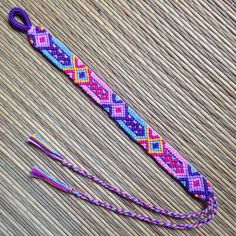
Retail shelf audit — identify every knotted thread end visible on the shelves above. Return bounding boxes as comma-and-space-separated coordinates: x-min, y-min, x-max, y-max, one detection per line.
28, 133, 63, 161
30, 166, 72, 193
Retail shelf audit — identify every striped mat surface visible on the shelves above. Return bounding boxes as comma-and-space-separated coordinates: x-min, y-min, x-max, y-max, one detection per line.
1, 1, 235, 236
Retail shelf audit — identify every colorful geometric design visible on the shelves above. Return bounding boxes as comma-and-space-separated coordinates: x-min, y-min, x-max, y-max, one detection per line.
111, 104, 128, 118
63, 55, 91, 84
123, 107, 147, 137
28, 26, 72, 68
115, 112, 147, 141
48, 36, 73, 66
179, 173, 209, 196
188, 165, 199, 176
137, 127, 164, 155
28, 26, 51, 50
158, 148, 185, 175
102, 94, 129, 120
81, 77, 111, 104
27, 24, 215, 201
35, 32, 50, 48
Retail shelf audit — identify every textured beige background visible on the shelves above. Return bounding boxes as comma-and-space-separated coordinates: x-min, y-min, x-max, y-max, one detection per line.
1, 1, 236, 235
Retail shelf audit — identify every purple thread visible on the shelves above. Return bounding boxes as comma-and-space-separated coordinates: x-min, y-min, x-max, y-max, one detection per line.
8, 7, 32, 32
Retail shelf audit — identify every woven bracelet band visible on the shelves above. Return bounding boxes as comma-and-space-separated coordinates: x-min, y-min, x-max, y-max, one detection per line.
8, 7, 218, 230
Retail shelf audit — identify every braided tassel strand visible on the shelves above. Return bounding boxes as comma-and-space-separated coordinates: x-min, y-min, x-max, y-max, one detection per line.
28, 134, 218, 229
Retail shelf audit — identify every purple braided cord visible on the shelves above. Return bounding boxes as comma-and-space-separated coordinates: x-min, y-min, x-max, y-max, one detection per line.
63, 160, 215, 220
71, 189, 218, 230
28, 134, 218, 229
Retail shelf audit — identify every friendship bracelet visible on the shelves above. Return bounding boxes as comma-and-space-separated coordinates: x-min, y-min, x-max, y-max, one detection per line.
9, 7, 218, 229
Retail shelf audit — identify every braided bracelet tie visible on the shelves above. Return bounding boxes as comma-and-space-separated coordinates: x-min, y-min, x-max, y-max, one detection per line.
9, 7, 218, 229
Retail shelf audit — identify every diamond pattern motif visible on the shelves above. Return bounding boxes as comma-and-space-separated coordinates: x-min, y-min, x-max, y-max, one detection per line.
137, 127, 164, 155
28, 26, 51, 50
179, 172, 209, 196
35, 32, 50, 48
102, 94, 128, 120
63, 55, 91, 84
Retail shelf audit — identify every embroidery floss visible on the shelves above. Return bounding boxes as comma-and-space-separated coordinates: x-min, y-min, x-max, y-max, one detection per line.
9, 7, 218, 229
